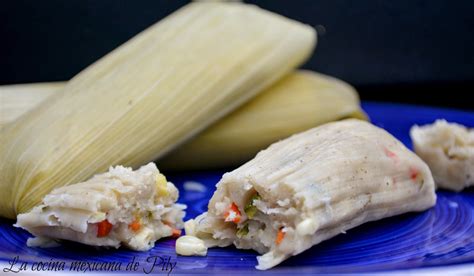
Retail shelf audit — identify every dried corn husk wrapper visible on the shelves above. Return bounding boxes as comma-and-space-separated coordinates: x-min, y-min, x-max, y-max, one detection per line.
1, 71, 367, 170
0, 2, 316, 218
161, 70, 367, 169
0, 82, 62, 129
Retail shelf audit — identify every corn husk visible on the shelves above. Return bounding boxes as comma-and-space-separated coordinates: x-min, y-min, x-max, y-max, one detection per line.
0, 82, 62, 129
160, 70, 367, 169
0, 71, 367, 171
0, 2, 316, 219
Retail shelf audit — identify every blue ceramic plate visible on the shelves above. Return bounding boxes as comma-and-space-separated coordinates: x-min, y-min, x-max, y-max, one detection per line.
1, 102, 473, 274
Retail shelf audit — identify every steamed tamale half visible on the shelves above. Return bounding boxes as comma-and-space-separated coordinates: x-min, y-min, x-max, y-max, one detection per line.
0, 71, 367, 171
160, 70, 367, 169
0, 2, 316, 219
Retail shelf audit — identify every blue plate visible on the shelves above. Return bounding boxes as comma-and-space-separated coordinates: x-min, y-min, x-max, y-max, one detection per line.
1, 102, 473, 274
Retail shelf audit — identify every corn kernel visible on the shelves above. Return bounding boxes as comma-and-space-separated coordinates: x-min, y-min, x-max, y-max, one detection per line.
176, 235, 207, 256
155, 174, 169, 197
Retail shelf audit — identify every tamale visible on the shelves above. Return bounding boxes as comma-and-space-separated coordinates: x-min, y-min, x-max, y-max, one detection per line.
191, 120, 436, 269
0, 2, 316, 218
161, 70, 368, 169
15, 163, 185, 250
0, 71, 367, 170
410, 120, 474, 191
0, 82, 62, 129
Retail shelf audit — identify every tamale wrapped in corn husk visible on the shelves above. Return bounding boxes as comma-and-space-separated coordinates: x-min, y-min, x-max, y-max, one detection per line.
161, 70, 368, 169
0, 71, 367, 170
0, 82, 62, 129
0, 2, 316, 219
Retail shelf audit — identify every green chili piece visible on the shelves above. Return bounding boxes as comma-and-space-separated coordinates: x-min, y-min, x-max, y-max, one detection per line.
244, 193, 261, 219
236, 223, 249, 238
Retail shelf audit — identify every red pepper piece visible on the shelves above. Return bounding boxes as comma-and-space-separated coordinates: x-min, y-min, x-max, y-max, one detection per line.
224, 202, 241, 223
97, 219, 113, 237
276, 228, 285, 245
129, 218, 141, 232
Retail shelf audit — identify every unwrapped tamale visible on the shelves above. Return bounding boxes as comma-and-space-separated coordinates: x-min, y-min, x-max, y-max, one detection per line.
15, 163, 185, 250
190, 120, 436, 269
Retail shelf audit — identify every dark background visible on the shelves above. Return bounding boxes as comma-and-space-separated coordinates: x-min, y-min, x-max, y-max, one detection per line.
1, 0, 473, 110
